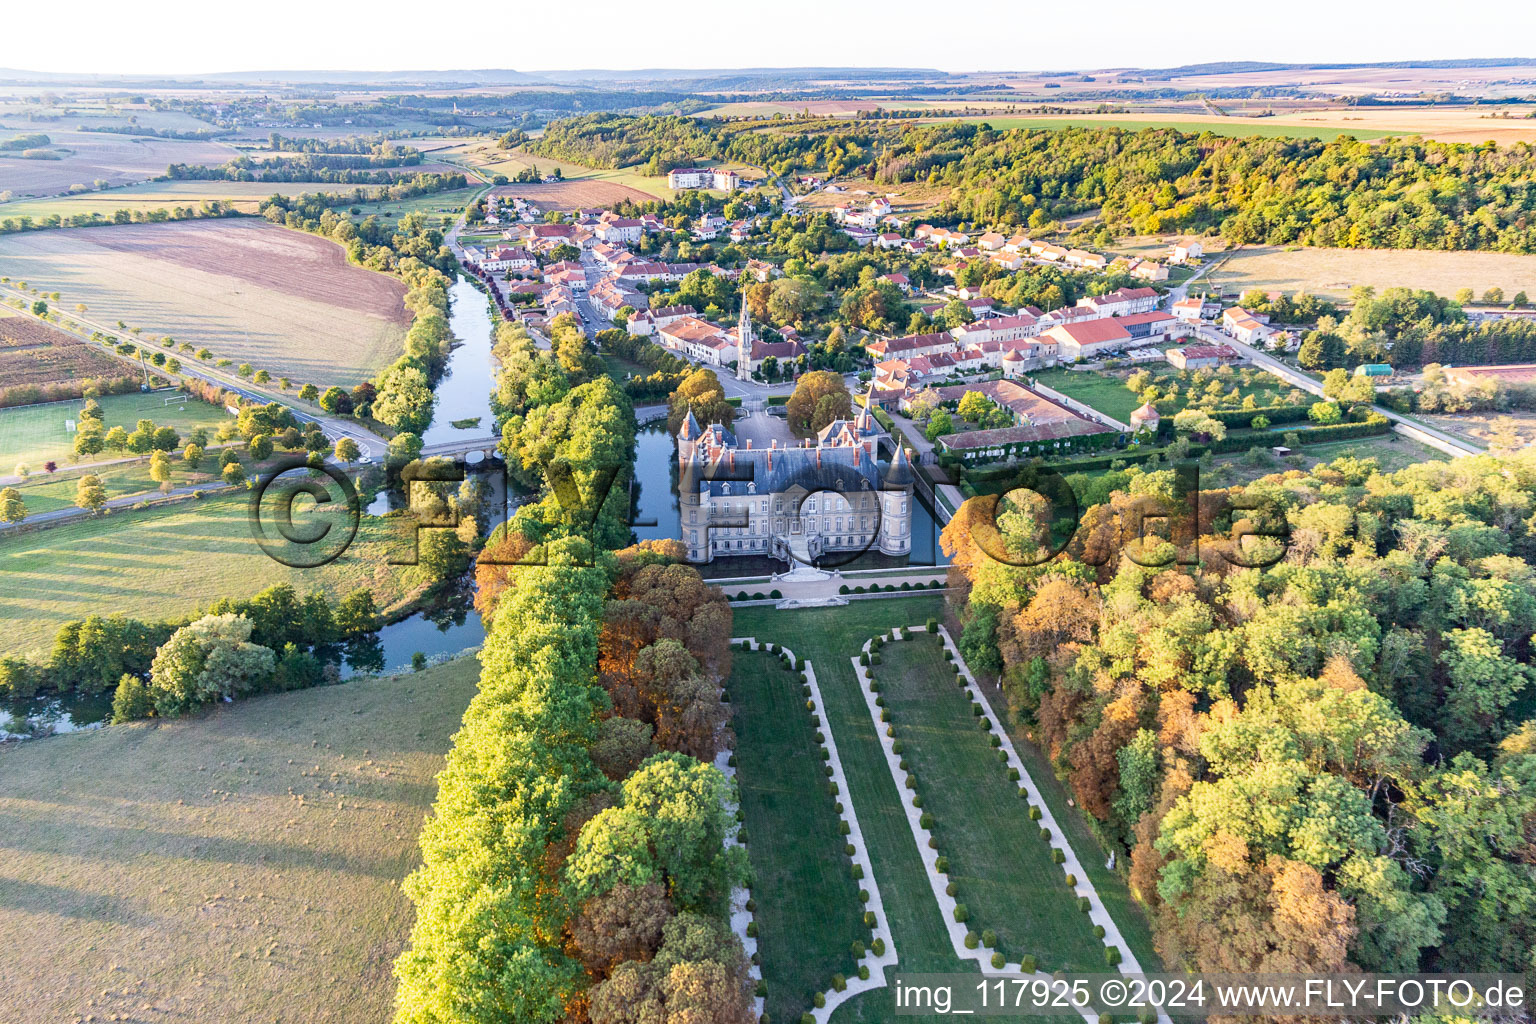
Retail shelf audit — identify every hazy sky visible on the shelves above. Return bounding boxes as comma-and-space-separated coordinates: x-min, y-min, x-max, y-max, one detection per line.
7, 0, 1536, 76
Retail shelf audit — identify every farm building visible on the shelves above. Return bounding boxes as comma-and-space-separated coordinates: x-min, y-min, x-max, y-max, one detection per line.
1129, 402, 1161, 432
1166, 344, 1239, 370
1354, 363, 1394, 377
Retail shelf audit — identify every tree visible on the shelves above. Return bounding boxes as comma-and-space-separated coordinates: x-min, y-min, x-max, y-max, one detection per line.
75, 474, 107, 513
103, 425, 129, 452
1308, 401, 1343, 425
1455, 287, 1475, 305
73, 426, 104, 458
110, 673, 154, 723
1297, 330, 1347, 370
334, 436, 360, 463
0, 486, 26, 524
147, 613, 275, 717
253, 369, 271, 384
666, 368, 734, 434
571, 881, 674, 975
248, 433, 274, 461
221, 461, 246, 487
149, 450, 173, 491
925, 408, 955, 441
319, 386, 352, 414
182, 443, 204, 471
1482, 287, 1504, 305
297, 383, 319, 402
785, 370, 850, 436
957, 390, 994, 424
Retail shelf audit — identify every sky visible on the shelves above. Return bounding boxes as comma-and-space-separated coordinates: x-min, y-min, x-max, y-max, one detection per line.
6, 0, 1536, 77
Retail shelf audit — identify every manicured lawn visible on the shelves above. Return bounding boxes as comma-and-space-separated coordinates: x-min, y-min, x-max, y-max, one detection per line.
877, 635, 1109, 972
0, 390, 232, 475
732, 600, 1077, 1024
729, 647, 865, 1022
1030, 366, 1291, 423
0, 656, 480, 1024
0, 492, 422, 658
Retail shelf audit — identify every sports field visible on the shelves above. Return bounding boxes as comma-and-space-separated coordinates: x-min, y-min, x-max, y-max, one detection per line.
0, 390, 231, 474
0, 220, 409, 386
0, 656, 480, 1024
0, 492, 421, 658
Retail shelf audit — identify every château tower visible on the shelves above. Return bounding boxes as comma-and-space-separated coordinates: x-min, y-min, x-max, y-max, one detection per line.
736, 298, 753, 380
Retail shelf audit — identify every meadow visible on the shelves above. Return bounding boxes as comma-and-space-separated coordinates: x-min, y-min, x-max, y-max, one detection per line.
443, 141, 673, 200
0, 389, 231, 474
1203, 244, 1536, 303
0, 220, 409, 387
0, 656, 480, 1024
0, 492, 422, 658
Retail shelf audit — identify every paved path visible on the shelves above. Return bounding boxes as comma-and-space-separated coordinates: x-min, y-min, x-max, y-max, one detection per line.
729, 637, 900, 1022
848, 624, 1172, 1024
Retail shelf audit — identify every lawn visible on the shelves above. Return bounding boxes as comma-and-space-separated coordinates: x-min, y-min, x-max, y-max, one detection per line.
729, 647, 865, 1022
0, 656, 480, 1024
0, 491, 423, 658
732, 599, 1079, 1024
0, 219, 410, 388
1031, 365, 1290, 424
0, 390, 232, 474
876, 634, 1110, 972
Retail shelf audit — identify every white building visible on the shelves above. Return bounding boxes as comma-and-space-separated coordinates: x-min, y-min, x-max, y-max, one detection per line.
667, 167, 741, 191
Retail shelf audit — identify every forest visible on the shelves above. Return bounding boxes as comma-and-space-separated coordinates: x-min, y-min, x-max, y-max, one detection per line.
940, 449, 1536, 978
531, 114, 1536, 252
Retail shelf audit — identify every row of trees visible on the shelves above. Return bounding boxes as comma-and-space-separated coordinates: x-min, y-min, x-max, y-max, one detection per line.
941, 447, 1536, 978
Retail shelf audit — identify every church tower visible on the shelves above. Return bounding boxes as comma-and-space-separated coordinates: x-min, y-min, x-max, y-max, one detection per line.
736, 297, 753, 381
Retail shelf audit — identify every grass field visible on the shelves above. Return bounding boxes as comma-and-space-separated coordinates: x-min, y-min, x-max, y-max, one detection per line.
729, 647, 865, 1022
443, 141, 673, 200
878, 634, 1109, 972
1030, 366, 1288, 423
0, 220, 409, 387
345, 186, 485, 226
0, 656, 480, 1024
0, 390, 231, 474
924, 115, 1395, 142
0, 180, 395, 222
0, 491, 422, 658
733, 599, 1090, 1024
1203, 244, 1536, 303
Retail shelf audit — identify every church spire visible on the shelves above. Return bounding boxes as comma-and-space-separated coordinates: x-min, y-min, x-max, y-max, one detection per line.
736, 296, 752, 381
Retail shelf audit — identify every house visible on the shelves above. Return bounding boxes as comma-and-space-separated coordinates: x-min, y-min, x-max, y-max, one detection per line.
657, 316, 736, 365
745, 258, 778, 283
591, 218, 641, 244
627, 304, 698, 336
729, 221, 753, 243
869, 196, 892, 217
1172, 297, 1206, 322
880, 273, 911, 293
842, 227, 876, 246
1166, 344, 1238, 370
1041, 319, 1133, 361
1168, 239, 1204, 264
875, 232, 904, 250
865, 331, 956, 362
1129, 402, 1161, 432
1035, 243, 1069, 263
1221, 306, 1273, 345
997, 339, 1059, 374
988, 252, 1025, 271
1065, 248, 1108, 270
589, 278, 646, 321
977, 231, 1007, 251
478, 245, 537, 273
544, 261, 587, 290
1128, 258, 1169, 282
950, 312, 1041, 346
1114, 310, 1180, 342
667, 167, 740, 191
528, 223, 578, 243
1076, 286, 1160, 318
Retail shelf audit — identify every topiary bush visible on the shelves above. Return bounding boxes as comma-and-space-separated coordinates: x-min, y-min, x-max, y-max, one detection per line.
845, 842, 856, 857
852, 863, 864, 879
927, 617, 939, 632
851, 940, 865, 959
802, 1014, 814, 1024
839, 584, 850, 594
1078, 896, 1091, 913
1007, 767, 1020, 781
813, 992, 826, 1009
771, 589, 782, 599
756, 979, 768, 997
859, 964, 870, 981
1065, 873, 1077, 887
832, 974, 846, 992
946, 881, 957, 896
1029, 806, 1042, 820
746, 921, 758, 937
989, 734, 1002, 747
1052, 849, 1066, 864
872, 938, 885, 956
859, 651, 869, 666
982, 929, 997, 948
839, 820, 850, 835
935, 856, 949, 873
1093, 924, 1106, 939
864, 910, 876, 928
892, 740, 905, 754
964, 931, 979, 949
953, 903, 969, 923
991, 952, 1005, 969
919, 812, 933, 828
1105, 946, 1121, 966
1021, 954, 1036, 971
859, 889, 869, 903
1040, 828, 1052, 841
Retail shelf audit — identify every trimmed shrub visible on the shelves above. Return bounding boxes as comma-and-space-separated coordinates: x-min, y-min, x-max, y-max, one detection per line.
839, 584, 850, 594
870, 653, 882, 665
919, 812, 933, 828
982, 929, 997, 948
813, 992, 826, 1009
863, 910, 877, 928
872, 938, 885, 956
1040, 828, 1052, 841
859, 651, 869, 666
911, 794, 923, 808
1007, 767, 1020, 781
859, 888, 870, 903
1052, 849, 1066, 864
827, 781, 839, 796
746, 897, 757, 912
771, 589, 782, 599
1078, 896, 1091, 913
1100, 1014, 1113, 1024
839, 820, 851, 835
845, 842, 857, 857
738, 829, 750, 844
1093, 924, 1106, 939
927, 617, 939, 632
756, 979, 768, 997
953, 903, 969, 923
964, 931, 979, 949
927, 836, 938, 849
1065, 873, 1077, 887
946, 881, 957, 897
1105, 946, 1122, 966
852, 863, 863, 880
832, 974, 846, 992
1028, 806, 1041, 820
989, 733, 1002, 747
803, 1015, 814, 1024
851, 940, 865, 959
728, 754, 737, 767
992, 952, 1006, 969
1020, 954, 1036, 972
935, 856, 950, 873
859, 964, 870, 981
904, 774, 917, 789
892, 740, 905, 754
746, 921, 758, 937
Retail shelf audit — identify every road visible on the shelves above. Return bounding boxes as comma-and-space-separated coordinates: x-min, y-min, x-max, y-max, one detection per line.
0, 284, 389, 459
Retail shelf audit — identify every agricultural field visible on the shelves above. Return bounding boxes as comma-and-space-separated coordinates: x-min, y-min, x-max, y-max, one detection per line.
0, 180, 393, 222
344, 186, 484, 225
1202, 244, 1536, 303
0, 492, 423, 659
729, 647, 866, 1023
925, 114, 1396, 142
0, 389, 231, 475
446, 141, 670, 200
0, 656, 480, 1024
1416, 410, 1536, 450
0, 220, 410, 386
0, 308, 128, 392
0, 128, 238, 198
